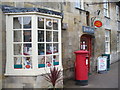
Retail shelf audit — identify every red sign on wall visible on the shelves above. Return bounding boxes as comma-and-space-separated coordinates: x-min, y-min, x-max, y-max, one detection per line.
94, 20, 102, 27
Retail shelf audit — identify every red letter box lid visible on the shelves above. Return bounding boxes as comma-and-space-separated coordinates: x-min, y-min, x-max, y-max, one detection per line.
74, 50, 88, 54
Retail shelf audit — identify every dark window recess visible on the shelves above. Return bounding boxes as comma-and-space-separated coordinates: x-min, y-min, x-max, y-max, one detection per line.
86, 12, 90, 26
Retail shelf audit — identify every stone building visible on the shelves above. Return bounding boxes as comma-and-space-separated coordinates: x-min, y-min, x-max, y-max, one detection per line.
0, 0, 120, 89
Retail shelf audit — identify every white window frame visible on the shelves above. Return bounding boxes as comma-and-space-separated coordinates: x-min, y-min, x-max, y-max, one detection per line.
105, 30, 111, 54
103, 0, 109, 17
75, 0, 84, 10
5, 13, 62, 76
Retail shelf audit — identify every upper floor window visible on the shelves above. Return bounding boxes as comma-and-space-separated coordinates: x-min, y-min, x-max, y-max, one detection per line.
5, 14, 62, 75
75, 0, 84, 10
116, 5, 120, 20
103, 0, 109, 17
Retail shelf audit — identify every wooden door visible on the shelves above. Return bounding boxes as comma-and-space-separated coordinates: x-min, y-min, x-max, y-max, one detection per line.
80, 34, 92, 72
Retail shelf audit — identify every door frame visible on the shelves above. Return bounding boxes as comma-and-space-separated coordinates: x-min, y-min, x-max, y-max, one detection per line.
80, 34, 94, 73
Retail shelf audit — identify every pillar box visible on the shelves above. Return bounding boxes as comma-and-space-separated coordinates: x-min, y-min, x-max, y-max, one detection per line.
74, 50, 89, 86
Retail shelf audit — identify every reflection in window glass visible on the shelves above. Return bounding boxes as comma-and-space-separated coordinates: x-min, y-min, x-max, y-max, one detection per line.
53, 20, 58, 30
38, 44, 44, 55
53, 32, 58, 42
23, 44, 32, 55
38, 31, 44, 42
23, 57, 32, 69
46, 31, 52, 42
14, 30, 22, 42
23, 17, 31, 29
46, 19, 52, 29
53, 43, 58, 54
46, 43, 52, 54
23, 30, 31, 42
14, 57, 22, 69
14, 44, 22, 55
38, 17, 44, 29
13, 17, 22, 29
38, 56, 45, 68
53, 55, 59, 66
46, 56, 52, 67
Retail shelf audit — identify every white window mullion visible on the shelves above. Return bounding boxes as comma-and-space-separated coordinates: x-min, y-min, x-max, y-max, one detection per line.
5, 16, 13, 75
44, 18, 47, 68
32, 15, 37, 71
21, 17, 24, 68
59, 19, 62, 66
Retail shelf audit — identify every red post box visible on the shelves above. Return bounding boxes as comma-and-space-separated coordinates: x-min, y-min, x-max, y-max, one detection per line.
74, 50, 89, 86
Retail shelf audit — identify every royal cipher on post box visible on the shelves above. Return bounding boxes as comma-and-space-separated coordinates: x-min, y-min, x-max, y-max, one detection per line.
74, 50, 89, 86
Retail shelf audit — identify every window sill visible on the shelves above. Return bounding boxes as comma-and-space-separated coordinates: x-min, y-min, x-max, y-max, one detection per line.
75, 7, 87, 12
5, 65, 63, 76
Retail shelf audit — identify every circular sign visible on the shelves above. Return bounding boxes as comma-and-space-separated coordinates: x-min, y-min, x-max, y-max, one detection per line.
94, 20, 102, 27
25, 65, 30, 69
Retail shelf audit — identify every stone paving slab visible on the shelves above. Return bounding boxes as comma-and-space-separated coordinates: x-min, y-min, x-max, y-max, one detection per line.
64, 61, 119, 88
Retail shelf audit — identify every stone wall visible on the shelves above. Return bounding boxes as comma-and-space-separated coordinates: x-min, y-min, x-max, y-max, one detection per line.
0, 1, 119, 88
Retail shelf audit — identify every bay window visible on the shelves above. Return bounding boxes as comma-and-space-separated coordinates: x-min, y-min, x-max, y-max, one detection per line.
5, 13, 62, 75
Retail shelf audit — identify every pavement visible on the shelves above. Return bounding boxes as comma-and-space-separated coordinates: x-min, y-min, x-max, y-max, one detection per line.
64, 61, 119, 88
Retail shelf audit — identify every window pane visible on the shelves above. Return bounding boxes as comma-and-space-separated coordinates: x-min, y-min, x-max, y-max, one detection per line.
46, 43, 52, 54
46, 31, 52, 42
53, 43, 59, 54
14, 44, 22, 55
38, 56, 45, 68
105, 37, 109, 41
14, 31, 22, 42
46, 56, 52, 67
13, 17, 22, 29
53, 32, 58, 42
38, 44, 44, 55
38, 31, 44, 42
46, 19, 52, 30
23, 17, 31, 29
105, 48, 108, 52
14, 57, 22, 69
23, 44, 32, 55
53, 20, 58, 30
38, 17, 44, 29
53, 55, 59, 66
23, 30, 32, 42
23, 57, 32, 69
105, 30, 109, 37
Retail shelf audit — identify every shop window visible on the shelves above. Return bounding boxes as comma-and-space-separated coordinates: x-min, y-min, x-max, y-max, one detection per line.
6, 14, 62, 75
105, 30, 111, 54
13, 16, 32, 69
